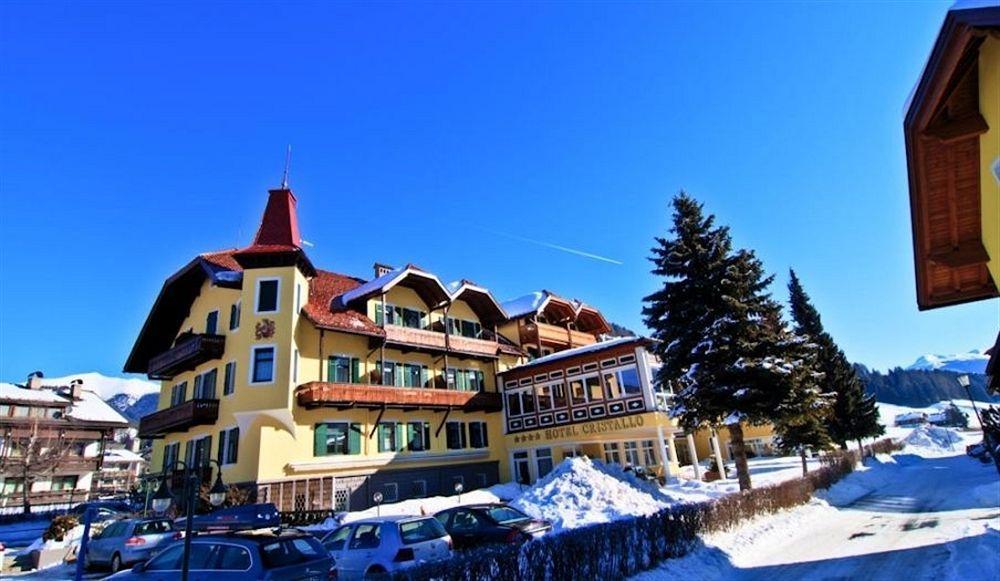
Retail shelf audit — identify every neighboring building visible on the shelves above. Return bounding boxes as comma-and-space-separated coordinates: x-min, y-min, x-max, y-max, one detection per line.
688, 424, 777, 466
904, 3, 1000, 391
92, 447, 146, 496
497, 337, 681, 483
0, 374, 130, 512
895, 412, 928, 428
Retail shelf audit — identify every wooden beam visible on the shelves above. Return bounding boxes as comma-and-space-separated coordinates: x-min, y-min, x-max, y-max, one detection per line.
923, 113, 989, 143
928, 241, 991, 268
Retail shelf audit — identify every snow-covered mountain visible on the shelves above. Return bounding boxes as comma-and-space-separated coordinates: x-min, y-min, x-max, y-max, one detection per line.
906, 350, 989, 374
43, 372, 159, 424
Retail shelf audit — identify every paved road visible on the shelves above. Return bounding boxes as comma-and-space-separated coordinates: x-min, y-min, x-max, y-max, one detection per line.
736, 454, 999, 581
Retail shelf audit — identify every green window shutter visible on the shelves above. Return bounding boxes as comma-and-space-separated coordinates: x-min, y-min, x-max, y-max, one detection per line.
378, 424, 388, 452
482, 422, 489, 448
326, 358, 335, 383
218, 431, 225, 460
349, 423, 361, 455
407, 422, 416, 451
421, 366, 429, 388
478, 371, 486, 392
375, 303, 383, 325
314, 423, 328, 456
395, 423, 405, 452
351, 359, 360, 383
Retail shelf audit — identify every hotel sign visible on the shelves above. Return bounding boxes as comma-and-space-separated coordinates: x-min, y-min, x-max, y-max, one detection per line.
510, 414, 647, 444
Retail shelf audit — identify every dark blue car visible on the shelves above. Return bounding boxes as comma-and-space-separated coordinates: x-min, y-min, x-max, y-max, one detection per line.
106, 529, 333, 580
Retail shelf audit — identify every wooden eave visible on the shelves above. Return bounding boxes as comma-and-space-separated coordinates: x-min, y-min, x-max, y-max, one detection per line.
904, 6, 1000, 310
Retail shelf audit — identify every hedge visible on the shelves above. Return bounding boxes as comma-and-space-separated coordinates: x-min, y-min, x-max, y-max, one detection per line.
402, 446, 869, 580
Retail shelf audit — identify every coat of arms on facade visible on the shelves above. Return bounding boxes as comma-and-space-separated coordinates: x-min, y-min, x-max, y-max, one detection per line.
255, 319, 276, 340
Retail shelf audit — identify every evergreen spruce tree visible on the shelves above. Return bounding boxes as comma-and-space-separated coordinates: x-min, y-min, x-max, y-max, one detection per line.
644, 193, 801, 490
787, 270, 884, 454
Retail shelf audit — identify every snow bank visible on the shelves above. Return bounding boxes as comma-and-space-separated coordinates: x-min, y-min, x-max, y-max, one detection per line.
902, 425, 963, 453
511, 457, 671, 532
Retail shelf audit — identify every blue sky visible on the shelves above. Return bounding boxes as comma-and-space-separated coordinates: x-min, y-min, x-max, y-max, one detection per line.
1, 1, 996, 381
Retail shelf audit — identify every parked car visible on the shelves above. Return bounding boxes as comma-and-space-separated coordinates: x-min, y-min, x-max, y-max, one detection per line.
69, 500, 133, 520
107, 529, 333, 580
433, 504, 551, 550
320, 515, 452, 579
85, 517, 178, 573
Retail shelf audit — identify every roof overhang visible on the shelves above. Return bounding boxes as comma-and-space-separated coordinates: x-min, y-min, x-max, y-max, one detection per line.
904, 4, 1000, 309
339, 266, 451, 310
449, 282, 508, 326
575, 305, 613, 335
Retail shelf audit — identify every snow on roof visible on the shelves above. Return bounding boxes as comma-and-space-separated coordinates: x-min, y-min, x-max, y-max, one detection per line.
501, 291, 547, 319
339, 265, 450, 305
103, 447, 145, 463
895, 411, 927, 422
508, 336, 646, 371
65, 390, 129, 425
0, 382, 68, 405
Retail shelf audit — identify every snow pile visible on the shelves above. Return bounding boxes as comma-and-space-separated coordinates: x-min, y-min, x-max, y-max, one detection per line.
511, 457, 671, 532
902, 425, 963, 452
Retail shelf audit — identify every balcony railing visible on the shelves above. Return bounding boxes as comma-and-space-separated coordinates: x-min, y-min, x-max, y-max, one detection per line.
137, 398, 220, 439
296, 382, 503, 413
520, 322, 597, 349
382, 325, 503, 358
148, 333, 226, 379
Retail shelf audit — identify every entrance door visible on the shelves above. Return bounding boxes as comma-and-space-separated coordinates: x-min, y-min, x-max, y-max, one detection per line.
512, 451, 531, 485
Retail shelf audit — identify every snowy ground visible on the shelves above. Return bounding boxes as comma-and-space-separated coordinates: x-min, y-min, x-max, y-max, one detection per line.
635, 429, 999, 581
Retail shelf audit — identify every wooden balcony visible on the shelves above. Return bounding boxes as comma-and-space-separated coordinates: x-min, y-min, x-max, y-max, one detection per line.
148, 333, 226, 379
383, 325, 502, 358
296, 382, 503, 413
520, 322, 597, 349
137, 398, 220, 439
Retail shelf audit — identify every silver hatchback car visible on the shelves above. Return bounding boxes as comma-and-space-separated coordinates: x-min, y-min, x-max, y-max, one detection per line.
321, 515, 452, 580
85, 517, 178, 573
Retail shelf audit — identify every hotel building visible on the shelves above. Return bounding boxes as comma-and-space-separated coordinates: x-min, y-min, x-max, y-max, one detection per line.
127, 185, 697, 512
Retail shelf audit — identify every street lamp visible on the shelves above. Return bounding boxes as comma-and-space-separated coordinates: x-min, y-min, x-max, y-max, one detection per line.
150, 458, 226, 581
957, 374, 983, 427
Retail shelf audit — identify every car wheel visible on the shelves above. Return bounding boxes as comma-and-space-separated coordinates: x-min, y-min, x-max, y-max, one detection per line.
364, 566, 389, 580
110, 552, 123, 573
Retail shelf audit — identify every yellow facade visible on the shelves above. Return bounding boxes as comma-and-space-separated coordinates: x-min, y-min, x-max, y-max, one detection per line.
979, 36, 1000, 287
689, 423, 777, 464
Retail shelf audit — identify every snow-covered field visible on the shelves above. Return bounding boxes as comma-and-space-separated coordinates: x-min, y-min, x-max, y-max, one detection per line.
636, 428, 999, 580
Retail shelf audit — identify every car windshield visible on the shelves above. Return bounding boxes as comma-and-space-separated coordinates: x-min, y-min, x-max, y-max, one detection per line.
486, 506, 531, 524
399, 518, 447, 544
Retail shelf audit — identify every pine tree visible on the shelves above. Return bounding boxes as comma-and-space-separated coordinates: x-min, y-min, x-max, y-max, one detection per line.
787, 270, 884, 454
644, 193, 797, 490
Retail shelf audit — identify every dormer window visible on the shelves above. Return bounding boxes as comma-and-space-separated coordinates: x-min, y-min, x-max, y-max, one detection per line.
256, 278, 280, 314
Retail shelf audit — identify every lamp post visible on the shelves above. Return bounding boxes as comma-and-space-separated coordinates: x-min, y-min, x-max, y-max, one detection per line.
957, 374, 983, 427
151, 458, 226, 581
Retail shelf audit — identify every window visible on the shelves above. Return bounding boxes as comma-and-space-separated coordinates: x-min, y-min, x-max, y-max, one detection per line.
223, 362, 236, 396
191, 436, 212, 468
382, 483, 399, 503
314, 422, 361, 456
521, 390, 536, 414
411, 480, 427, 498
1, 478, 24, 494
641, 440, 657, 467
403, 364, 427, 388
401, 308, 424, 329
256, 278, 280, 313
163, 442, 180, 471
585, 376, 603, 401
603, 443, 622, 465
322, 526, 352, 552
218, 427, 239, 465
407, 421, 431, 452
624, 441, 641, 466
399, 518, 447, 544
445, 422, 467, 450
469, 421, 489, 449
216, 545, 252, 571
551, 381, 567, 409
51, 475, 78, 491
378, 422, 402, 453
349, 524, 381, 550
194, 369, 217, 399
329, 356, 360, 383
535, 448, 553, 478
619, 367, 642, 396
535, 384, 552, 411
170, 382, 187, 406
512, 451, 531, 485
569, 378, 587, 405
379, 361, 398, 386
506, 392, 522, 416
205, 310, 219, 335
251, 346, 276, 383
229, 302, 241, 331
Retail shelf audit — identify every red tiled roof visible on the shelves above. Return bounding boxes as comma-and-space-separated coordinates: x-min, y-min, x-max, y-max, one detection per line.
200, 250, 242, 271
302, 270, 385, 337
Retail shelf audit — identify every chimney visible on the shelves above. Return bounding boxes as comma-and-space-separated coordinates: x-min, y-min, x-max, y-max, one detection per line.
70, 379, 84, 401
373, 262, 394, 278
26, 371, 44, 390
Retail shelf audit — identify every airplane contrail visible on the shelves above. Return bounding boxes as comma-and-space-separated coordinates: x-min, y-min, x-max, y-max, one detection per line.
481, 228, 623, 265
